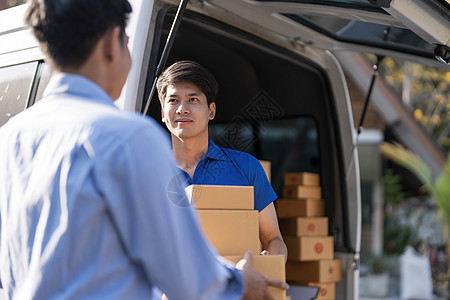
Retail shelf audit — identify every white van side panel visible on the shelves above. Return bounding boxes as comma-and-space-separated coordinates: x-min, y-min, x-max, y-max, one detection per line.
0, 4, 28, 32
116, 0, 156, 111
0, 4, 43, 68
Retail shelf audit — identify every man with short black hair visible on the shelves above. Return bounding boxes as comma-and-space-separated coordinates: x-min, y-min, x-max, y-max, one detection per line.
157, 60, 287, 259
0, 1, 287, 299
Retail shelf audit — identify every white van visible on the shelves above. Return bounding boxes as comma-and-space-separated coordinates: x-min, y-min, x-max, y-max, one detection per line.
1, 1, 448, 299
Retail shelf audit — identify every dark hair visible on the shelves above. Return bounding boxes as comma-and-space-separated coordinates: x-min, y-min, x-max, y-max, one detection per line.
25, 0, 132, 69
157, 60, 218, 106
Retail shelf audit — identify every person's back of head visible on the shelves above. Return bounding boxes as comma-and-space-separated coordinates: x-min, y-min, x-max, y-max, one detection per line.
25, 0, 132, 70
157, 60, 219, 106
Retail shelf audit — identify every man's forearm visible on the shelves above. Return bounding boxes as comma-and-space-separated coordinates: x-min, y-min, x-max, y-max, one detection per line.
266, 237, 288, 262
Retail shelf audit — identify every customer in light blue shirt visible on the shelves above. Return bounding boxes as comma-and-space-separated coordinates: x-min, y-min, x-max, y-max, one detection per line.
157, 61, 287, 260
0, 1, 287, 299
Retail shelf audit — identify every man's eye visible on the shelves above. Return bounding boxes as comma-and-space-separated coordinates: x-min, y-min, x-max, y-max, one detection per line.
168, 99, 177, 103
189, 98, 199, 102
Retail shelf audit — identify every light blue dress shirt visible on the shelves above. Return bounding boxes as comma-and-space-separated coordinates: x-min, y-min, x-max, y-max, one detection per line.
0, 74, 244, 300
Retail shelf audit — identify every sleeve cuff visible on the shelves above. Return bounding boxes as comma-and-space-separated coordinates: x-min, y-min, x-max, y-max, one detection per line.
217, 256, 245, 300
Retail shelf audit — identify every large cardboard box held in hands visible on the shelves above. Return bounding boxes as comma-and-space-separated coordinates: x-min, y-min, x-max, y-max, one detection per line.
259, 160, 271, 183
225, 255, 286, 300
276, 199, 325, 218
279, 217, 328, 236
282, 185, 322, 199
197, 210, 260, 256
284, 236, 334, 261
284, 172, 320, 186
185, 185, 254, 210
286, 259, 342, 282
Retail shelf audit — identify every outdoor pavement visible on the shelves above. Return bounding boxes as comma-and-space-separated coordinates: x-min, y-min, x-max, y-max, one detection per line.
359, 275, 448, 300
360, 297, 446, 300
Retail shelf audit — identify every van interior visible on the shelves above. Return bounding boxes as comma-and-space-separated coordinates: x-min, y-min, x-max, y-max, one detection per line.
145, 9, 353, 260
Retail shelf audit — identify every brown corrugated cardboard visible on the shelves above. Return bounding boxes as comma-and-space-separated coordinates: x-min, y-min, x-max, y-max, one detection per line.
284, 236, 334, 261
286, 259, 342, 282
259, 160, 271, 183
307, 282, 336, 300
225, 255, 286, 300
279, 217, 328, 236
224, 255, 285, 280
284, 172, 320, 186
197, 210, 260, 256
276, 199, 325, 218
185, 185, 253, 210
282, 185, 322, 199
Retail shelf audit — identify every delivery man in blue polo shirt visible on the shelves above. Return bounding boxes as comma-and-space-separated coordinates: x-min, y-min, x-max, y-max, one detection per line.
156, 60, 287, 259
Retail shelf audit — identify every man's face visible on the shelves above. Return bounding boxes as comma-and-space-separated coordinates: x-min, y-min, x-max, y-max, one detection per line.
161, 81, 216, 140
111, 32, 132, 100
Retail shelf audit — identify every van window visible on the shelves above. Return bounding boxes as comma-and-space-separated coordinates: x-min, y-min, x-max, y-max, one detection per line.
210, 117, 319, 196
0, 62, 38, 126
34, 63, 52, 103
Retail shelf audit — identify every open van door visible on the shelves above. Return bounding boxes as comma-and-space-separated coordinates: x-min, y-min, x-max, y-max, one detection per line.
378, 0, 450, 64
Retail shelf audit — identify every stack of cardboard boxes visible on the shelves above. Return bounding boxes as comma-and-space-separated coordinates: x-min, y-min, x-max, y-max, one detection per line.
277, 172, 342, 300
185, 183, 287, 300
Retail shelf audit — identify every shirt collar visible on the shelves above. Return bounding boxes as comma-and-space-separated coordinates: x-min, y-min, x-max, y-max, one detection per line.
42, 73, 117, 108
204, 139, 228, 161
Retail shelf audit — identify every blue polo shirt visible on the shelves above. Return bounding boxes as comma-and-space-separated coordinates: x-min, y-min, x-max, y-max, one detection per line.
178, 139, 277, 212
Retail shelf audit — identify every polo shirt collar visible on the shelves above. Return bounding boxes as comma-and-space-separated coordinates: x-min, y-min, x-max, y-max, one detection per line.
204, 139, 228, 161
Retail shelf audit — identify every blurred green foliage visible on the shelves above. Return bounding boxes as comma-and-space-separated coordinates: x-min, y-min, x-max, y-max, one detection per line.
380, 142, 450, 243
384, 214, 415, 255
369, 54, 449, 154
383, 169, 416, 255
383, 169, 407, 205
366, 254, 390, 274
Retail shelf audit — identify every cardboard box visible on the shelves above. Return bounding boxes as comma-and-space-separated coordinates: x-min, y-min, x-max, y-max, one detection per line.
259, 160, 271, 183
286, 283, 335, 299
197, 210, 260, 256
284, 236, 334, 261
282, 185, 321, 199
279, 217, 328, 236
185, 185, 253, 210
225, 255, 286, 300
286, 259, 342, 282
286, 296, 291, 300
307, 282, 336, 300
284, 172, 320, 186
276, 199, 325, 218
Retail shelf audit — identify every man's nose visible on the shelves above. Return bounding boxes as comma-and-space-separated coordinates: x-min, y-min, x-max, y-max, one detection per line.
176, 101, 190, 114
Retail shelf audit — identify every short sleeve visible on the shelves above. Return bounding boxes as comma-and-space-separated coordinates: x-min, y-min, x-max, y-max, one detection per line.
246, 155, 278, 212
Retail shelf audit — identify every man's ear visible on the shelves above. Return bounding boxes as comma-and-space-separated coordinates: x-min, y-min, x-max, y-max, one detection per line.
209, 102, 216, 120
103, 26, 121, 63
161, 108, 166, 123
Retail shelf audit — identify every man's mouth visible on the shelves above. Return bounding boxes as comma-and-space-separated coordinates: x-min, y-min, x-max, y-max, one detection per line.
176, 119, 192, 125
